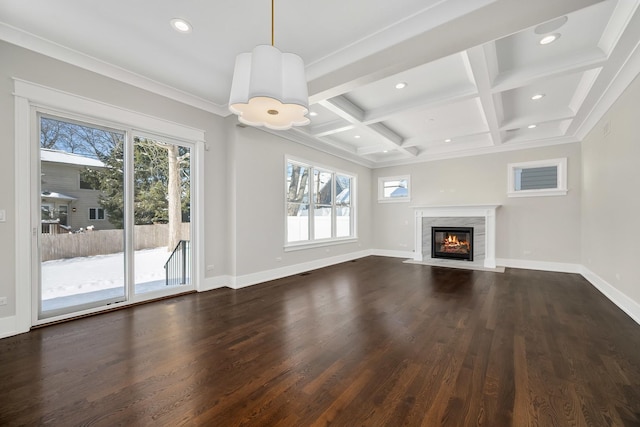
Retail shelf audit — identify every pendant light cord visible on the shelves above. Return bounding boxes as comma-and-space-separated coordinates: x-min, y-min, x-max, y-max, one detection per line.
271, 0, 275, 46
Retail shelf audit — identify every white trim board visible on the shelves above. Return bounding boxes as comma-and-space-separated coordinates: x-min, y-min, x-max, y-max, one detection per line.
231, 250, 373, 289
0, 316, 24, 340
371, 249, 414, 259
406, 259, 505, 272
581, 267, 640, 326
201, 275, 234, 292
496, 258, 582, 274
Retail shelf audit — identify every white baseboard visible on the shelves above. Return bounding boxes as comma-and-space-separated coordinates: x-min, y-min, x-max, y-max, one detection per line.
496, 258, 639, 326
371, 249, 414, 259
232, 250, 373, 289
200, 275, 233, 292
496, 258, 582, 274
581, 267, 640, 326
0, 315, 29, 340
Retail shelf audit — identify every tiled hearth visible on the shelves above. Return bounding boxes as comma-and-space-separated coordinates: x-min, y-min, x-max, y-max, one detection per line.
410, 205, 501, 270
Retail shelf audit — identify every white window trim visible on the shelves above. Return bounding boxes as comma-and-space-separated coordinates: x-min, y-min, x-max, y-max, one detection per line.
284, 156, 357, 249
88, 207, 106, 221
378, 175, 411, 203
507, 157, 567, 198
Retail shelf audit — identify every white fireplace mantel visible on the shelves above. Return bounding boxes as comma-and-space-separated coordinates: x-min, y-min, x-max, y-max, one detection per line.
412, 204, 501, 268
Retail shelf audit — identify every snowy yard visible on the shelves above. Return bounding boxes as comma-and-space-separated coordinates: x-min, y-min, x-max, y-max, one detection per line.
41, 247, 185, 311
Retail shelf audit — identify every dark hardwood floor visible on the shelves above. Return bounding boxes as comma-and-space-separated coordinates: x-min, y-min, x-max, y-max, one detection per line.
1, 256, 639, 426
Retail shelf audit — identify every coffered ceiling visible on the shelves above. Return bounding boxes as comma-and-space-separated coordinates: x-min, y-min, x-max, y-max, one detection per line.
1, 0, 638, 167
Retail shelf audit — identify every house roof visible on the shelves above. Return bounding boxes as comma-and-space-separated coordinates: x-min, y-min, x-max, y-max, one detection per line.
40, 149, 104, 168
41, 191, 77, 201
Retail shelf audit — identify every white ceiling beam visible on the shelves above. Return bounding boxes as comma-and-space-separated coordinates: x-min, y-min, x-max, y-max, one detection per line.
319, 97, 365, 123
491, 51, 607, 93
308, 120, 354, 137
308, 0, 604, 103
363, 87, 477, 125
368, 123, 404, 146
402, 131, 492, 148
570, 5, 640, 137
356, 145, 387, 156
319, 96, 417, 157
465, 45, 504, 145
500, 111, 576, 130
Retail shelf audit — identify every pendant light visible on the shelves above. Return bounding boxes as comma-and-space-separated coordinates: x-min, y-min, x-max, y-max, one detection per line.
228, 0, 310, 130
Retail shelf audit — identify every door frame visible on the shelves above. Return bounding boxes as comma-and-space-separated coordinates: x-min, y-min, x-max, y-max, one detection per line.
14, 79, 206, 330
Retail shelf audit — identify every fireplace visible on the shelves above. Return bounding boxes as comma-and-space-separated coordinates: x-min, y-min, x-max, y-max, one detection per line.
431, 227, 474, 261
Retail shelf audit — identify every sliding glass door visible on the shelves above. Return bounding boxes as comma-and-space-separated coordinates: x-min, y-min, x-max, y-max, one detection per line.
37, 114, 193, 320
132, 136, 191, 295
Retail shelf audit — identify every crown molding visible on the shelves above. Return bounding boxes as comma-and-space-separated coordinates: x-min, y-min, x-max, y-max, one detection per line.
0, 22, 229, 116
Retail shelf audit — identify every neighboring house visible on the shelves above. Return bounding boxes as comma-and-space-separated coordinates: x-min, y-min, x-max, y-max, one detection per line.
40, 148, 114, 232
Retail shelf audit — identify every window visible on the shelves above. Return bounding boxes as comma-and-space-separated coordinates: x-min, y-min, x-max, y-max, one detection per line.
378, 175, 410, 202
286, 159, 355, 246
79, 170, 98, 189
507, 158, 567, 197
89, 207, 105, 220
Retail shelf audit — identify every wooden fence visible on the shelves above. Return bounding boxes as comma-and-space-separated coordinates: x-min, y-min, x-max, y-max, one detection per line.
41, 223, 190, 261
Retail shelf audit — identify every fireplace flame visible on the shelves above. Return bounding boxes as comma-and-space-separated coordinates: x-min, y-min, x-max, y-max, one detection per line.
441, 233, 470, 253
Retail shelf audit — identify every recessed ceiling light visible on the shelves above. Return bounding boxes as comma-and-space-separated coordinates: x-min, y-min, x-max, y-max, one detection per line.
383, 150, 389, 153
395, 82, 408, 89
444, 139, 452, 143
528, 124, 537, 129
539, 33, 560, 45
354, 135, 361, 139
309, 111, 318, 117
531, 93, 545, 100
171, 18, 192, 33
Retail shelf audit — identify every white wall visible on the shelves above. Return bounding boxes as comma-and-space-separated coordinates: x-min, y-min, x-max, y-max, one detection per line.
581, 74, 640, 311
372, 143, 583, 264
0, 41, 229, 320
229, 125, 373, 281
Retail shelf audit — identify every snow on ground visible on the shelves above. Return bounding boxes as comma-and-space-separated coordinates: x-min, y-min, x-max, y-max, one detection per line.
41, 247, 169, 300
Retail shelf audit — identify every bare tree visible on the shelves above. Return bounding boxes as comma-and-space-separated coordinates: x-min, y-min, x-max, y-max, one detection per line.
165, 143, 190, 251
287, 165, 309, 215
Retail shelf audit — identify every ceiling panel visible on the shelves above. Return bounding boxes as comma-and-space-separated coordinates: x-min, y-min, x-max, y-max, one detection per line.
494, 0, 616, 74
385, 97, 489, 144
345, 52, 475, 112
500, 72, 585, 126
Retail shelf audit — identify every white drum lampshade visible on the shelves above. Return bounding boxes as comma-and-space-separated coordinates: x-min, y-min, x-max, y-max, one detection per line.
229, 44, 310, 130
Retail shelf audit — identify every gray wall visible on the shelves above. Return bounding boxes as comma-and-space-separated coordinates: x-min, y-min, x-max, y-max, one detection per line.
372, 143, 583, 263
0, 40, 229, 319
581, 74, 640, 308
229, 125, 373, 277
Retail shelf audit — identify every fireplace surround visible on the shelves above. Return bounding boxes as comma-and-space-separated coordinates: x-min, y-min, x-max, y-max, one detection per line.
412, 205, 500, 268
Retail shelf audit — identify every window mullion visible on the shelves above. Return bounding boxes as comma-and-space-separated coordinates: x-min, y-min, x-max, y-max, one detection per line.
331, 172, 336, 238
309, 167, 315, 242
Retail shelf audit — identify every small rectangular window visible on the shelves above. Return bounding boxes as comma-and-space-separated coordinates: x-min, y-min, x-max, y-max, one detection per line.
89, 207, 105, 220
378, 175, 410, 202
508, 158, 567, 197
